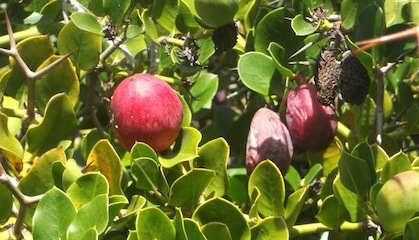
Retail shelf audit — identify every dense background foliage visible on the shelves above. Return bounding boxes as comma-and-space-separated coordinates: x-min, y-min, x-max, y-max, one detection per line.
1, 0, 419, 239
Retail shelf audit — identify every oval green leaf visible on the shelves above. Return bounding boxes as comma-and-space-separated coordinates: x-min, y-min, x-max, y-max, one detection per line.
136, 207, 176, 240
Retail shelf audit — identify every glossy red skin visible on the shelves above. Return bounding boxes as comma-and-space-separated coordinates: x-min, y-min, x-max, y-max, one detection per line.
286, 84, 337, 152
246, 108, 293, 175
110, 73, 183, 152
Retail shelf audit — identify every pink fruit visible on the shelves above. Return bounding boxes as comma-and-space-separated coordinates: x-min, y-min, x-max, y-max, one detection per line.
110, 73, 183, 152
246, 108, 293, 174
285, 84, 337, 152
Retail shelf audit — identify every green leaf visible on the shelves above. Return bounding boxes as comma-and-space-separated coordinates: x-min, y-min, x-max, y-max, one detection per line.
248, 160, 286, 217
168, 168, 215, 209
108, 195, 129, 224
190, 71, 218, 112
152, 0, 178, 31
202, 222, 232, 240
341, 0, 372, 29
194, 137, 229, 197
301, 163, 322, 186
35, 55, 79, 114
80, 129, 109, 160
19, 148, 66, 196
284, 166, 301, 191
405, 216, 419, 240
307, 141, 341, 177
284, 187, 308, 227
103, 0, 130, 25
267, 42, 293, 78
372, 144, 389, 170
159, 127, 202, 168
291, 14, 319, 36
33, 187, 77, 240
316, 195, 345, 229
338, 151, 371, 196
404, 1, 419, 24
66, 172, 109, 209
131, 157, 160, 191
67, 194, 109, 239
384, 24, 418, 62
184, 219, 207, 240
176, 1, 200, 34
62, 159, 83, 191
254, 7, 303, 57
173, 208, 187, 240
354, 97, 376, 142
193, 198, 251, 240
251, 216, 289, 240
136, 207, 176, 240
0, 183, 13, 223
333, 176, 367, 222
70, 12, 102, 35
356, 3, 385, 63
226, 168, 249, 206
6, 36, 54, 98
120, 195, 147, 221
85, 139, 123, 195
0, 111, 23, 174
130, 142, 158, 162
142, 9, 159, 43
57, 21, 102, 71
196, 38, 215, 65
237, 52, 277, 96
26, 93, 77, 155
380, 151, 412, 183
384, 0, 409, 26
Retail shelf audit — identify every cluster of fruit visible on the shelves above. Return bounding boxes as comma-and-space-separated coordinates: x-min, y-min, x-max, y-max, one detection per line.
246, 84, 337, 174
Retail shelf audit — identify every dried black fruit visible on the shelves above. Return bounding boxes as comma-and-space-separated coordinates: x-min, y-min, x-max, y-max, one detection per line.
212, 21, 238, 54
339, 53, 370, 105
314, 49, 341, 106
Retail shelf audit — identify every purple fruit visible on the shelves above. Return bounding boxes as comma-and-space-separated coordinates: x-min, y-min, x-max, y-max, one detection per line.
286, 84, 337, 152
246, 108, 293, 175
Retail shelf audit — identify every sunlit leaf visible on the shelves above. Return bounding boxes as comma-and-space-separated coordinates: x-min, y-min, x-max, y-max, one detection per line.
251, 216, 289, 240
136, 207, 176, 240
0, 111, 23, 173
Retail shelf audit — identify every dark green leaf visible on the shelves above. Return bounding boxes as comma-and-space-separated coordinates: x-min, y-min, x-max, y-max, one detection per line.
405, 216, 419, 240
0, 184, 13, 223
142, 9, 159, 43
333, 176, 367, 222
131, 157, 160, 191
190, 71, 218, 113
173, 208, 187, 240
284, 187, 308, 227
184, 219, 207, 240
108, 195, 129, 224
103, 0, 130, 25
152, 0, 179, 31
168, 168, 215, 209
338, 151, 371, 196
316, 195, 345, 229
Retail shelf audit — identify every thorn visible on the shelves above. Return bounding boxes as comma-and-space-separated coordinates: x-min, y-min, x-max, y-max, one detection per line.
31, 50, 76, 80
289, 35, 324, 59
4, 11, 16, 49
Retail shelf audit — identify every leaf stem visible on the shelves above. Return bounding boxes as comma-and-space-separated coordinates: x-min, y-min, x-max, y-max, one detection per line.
289, 221, 364, 238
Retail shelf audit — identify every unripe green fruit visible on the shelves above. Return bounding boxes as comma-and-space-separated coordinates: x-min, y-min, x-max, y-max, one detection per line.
194, 0, 239, 27
110, 73, 183, 152
376, 170, 419, 233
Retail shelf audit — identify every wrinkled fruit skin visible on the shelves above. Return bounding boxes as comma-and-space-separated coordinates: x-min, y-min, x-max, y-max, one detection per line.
246, 108, 293, 175
194, 0, 239, 27
314, 49, 341, 106
286, 84, 337, 152
376, 171, 419, 233
110, 73, 183, 152
339, 53, 370, 105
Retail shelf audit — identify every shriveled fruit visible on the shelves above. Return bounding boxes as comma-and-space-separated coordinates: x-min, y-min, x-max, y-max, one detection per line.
246, 108, 293, 175
110, 73, 183, 152
376, 170, 419, 233
286, 84, 337, 152
194, 0, 239, 27
339, 52, 370, 105
314, 48, 341, 106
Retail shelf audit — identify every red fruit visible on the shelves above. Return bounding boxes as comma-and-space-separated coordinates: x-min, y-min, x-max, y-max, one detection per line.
246, 108, 293, 175
285, 84, 337, 152
110, 73, 183, 152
